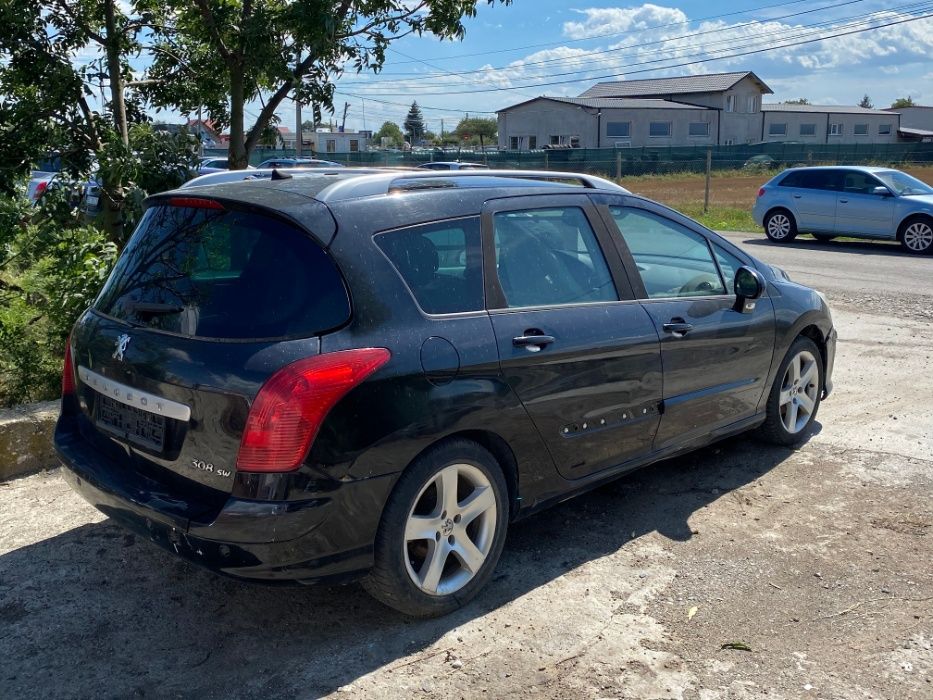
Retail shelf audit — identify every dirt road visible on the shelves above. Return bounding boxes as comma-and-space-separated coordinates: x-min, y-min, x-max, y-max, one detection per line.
2, 235, 931, 699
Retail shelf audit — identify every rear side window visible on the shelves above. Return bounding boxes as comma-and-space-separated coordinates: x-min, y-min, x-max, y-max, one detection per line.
376, 217, 484, 314
493, 207, 617, 308
95, 205, 349, 339
781, 170, 840, 191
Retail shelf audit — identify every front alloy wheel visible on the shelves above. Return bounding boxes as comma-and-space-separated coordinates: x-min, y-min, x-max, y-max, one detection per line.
364, 439, 508, 617
901, 218, 933, 254
758, 336, 823, 445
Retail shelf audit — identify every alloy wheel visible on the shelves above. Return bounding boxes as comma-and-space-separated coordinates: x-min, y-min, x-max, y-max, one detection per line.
903, 220, 933, 252
403, 463, 497, 596
779, 350, 819, 434
767, 213, 791, 239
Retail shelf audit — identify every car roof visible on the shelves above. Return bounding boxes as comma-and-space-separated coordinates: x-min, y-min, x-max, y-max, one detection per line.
178, 168, 629, 202
779, 165, 893, 174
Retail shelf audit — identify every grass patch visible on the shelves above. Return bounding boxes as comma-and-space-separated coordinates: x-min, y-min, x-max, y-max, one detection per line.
674, 205, 757, 232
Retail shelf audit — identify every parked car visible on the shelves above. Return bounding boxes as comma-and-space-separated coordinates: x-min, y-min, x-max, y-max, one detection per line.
256, 157, 344, 169
753, 166, 933, 254
195, 157, 255, 176
181, 165, 365, 189
418, 161, 489, 170
56, 168, 835, 617
743, 155, 778, 170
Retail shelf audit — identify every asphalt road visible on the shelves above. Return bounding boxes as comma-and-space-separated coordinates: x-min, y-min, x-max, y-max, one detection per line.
1, 233, 931, 699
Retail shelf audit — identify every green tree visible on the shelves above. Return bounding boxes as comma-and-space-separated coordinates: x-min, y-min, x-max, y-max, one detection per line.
404, 102, 426, 145
858, 94, 874, 109
891, 96, 916, 108
783, 98, 811, 105
373, 121, 404, 148
453, 117, 497, 149
143, 1, 510, 168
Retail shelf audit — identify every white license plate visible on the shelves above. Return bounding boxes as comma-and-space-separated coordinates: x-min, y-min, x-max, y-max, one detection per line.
86, 195, 99, 207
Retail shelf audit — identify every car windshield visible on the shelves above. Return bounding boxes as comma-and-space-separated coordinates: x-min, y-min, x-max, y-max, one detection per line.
873, 170, 933, 196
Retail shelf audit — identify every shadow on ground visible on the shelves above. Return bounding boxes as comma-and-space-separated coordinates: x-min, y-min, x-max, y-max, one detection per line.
738, 235, 909, 258
0, 431, 815, 699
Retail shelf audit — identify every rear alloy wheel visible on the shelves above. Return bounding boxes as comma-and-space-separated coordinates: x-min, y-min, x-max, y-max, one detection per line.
363, 439, 508, 617
900, 217, 933, 254
764, 210, 797, 243
758, 336, 823, 445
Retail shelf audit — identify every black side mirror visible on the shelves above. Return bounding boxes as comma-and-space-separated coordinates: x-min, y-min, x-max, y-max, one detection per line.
733, 266, 765, 313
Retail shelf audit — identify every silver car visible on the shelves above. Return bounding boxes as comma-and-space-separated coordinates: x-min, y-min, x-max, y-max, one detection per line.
752, 166, 933, 254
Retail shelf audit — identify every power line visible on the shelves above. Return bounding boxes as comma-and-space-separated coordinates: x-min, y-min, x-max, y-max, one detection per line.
339, 7, 933, 97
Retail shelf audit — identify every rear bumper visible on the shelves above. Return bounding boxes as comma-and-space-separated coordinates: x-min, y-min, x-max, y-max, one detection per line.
55, 420, 396, 584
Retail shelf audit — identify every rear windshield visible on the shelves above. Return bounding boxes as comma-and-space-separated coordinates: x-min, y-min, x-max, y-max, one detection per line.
95, 204, 349, 339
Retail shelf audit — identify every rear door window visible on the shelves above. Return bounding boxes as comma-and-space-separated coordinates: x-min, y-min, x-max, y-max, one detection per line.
375, 217, 484, 314
95, 204, 349, 339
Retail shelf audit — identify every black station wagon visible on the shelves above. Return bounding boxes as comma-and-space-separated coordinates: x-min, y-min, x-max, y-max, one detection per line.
56, 169, 836, 617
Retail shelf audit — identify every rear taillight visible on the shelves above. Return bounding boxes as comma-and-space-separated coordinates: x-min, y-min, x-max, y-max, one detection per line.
236, 348, 391, 473
166, 196, 224, 210
62, 340, 76, 397
757, 187, 766, 197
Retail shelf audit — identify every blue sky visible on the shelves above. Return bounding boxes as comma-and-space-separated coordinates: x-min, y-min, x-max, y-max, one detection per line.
315, 0, 933, 134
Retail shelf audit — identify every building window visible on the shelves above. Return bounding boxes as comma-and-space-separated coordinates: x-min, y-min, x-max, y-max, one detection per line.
725, 95, 735, 112
853, 124, 869, 136
606, 121, 631, 138
510, 136, 519, 150
326, 139, 336, 152
879, 124, 892, 135
829, 123, 843, 136
349, 139, 359, 152
528, 135, 537, 149
649, 122, 672, 137
768, 123, 787, 136
549, 135, 562, 146
746, 96, 757, 113
723, 138, 735, 146
688, 122, 710, 137
799, 123, 816, 136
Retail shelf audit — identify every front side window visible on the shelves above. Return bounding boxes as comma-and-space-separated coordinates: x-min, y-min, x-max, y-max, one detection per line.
607, 207, 726, 299
607, 121, 631, 138
768, 123, 787, 136
841, 171, 884, 194
689, 122, 710, 137
649, 122, 672, 137
493, 207, 617, 308
800, 123, 816, 136
712, 244, 746, 293
376, 218, 484, 315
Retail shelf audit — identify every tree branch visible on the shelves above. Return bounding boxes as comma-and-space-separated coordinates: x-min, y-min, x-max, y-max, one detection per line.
192, 0, 232, 61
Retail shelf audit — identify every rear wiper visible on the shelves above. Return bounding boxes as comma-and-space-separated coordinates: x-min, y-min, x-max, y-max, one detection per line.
126, 301, 184, 315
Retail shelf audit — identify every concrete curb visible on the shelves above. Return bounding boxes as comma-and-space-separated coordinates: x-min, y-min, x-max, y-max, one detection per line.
0, 400, 60, 481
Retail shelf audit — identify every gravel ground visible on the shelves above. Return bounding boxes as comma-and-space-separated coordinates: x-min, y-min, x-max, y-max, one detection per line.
1, 235, 931, 700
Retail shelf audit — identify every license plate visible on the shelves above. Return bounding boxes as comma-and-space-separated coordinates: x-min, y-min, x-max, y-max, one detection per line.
96, 393, 166, 451
86, 195, 99, 208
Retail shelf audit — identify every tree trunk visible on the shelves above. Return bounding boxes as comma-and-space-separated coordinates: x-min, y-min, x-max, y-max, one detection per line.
228, 66, 249, 169
100, 0, 127, 246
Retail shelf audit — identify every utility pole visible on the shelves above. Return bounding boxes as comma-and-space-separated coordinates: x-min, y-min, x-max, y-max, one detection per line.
441, 119, 444, 138
295, 96, 302, 158
340, 102, 350, 133
361, 98, 366, 131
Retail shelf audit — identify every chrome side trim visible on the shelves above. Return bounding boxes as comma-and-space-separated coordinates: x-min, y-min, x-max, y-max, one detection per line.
78, 366, 191, 421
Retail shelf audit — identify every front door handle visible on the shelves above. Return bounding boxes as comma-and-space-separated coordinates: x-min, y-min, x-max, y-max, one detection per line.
793, 194, 802, 199
662, 320, 694, 336
839, 198, 848, 203
513, 333, 555, 351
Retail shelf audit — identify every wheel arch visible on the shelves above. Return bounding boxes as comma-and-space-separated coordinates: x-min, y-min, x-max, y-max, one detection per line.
798, 324, 828, 386
764, 205, 796, 223
896, 212, 933, 241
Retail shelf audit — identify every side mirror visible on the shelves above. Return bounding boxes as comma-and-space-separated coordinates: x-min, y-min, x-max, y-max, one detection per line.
872, 186, 892, 197
733, 266, 765, 313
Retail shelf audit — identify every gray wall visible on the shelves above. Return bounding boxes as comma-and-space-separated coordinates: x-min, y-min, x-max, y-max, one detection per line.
497, 100, 716, 149
761, 111, 899, 144
892, 107, 933, 130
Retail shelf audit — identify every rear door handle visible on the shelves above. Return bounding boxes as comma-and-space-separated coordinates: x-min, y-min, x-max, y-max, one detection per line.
662, 320, 694, 336
513, 334, 555, 350
839, 198, 848, 203
793, 194, 801, 199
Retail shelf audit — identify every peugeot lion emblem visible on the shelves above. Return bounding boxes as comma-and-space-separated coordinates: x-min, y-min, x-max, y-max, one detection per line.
113, 333, 131, 361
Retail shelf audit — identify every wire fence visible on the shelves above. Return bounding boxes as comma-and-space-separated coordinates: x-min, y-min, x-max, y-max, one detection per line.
205, 142, 933, 177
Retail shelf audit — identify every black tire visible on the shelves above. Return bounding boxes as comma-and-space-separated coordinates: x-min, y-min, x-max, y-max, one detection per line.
764, 209, 798, 243
758, 336, 823, 446
812, 234, 836, 242
898, 215, 933, 255
362, 439, 509, 617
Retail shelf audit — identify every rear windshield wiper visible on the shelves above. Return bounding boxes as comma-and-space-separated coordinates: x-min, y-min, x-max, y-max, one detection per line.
126, 301, 184, 315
